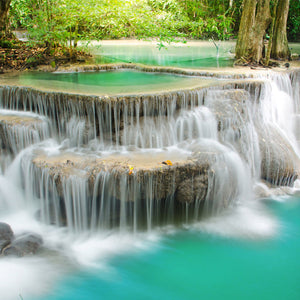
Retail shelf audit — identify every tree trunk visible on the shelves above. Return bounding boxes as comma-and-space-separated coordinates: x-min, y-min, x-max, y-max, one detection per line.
236, 0, 271, 64
265, 0, 278, 66
0, 0, 12, 38
271, 0, 290, 59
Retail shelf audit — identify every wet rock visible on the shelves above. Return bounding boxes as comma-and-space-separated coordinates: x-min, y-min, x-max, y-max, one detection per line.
175, 174, 208, 203
3, 233, 43, 257
23, 150, 216, 228
0, 222, 14, 253
205, 89, 250, 134
0, 123, 7, 151
0, 112, 51, 154
35, 202, 67, 227
259, 125, 300, 186
205, 89, 258, 168
30, 150, 210, 204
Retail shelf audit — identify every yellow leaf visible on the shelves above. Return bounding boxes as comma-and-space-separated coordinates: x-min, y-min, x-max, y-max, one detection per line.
162, 160, 172, 166
129, 166, 134, 175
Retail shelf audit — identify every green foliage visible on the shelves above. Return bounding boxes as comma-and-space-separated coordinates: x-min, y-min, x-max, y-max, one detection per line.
9, 0, 240, 46
146, 0, 236, 40
287, 0, 300, 42
10, 0, 33, 29
0, 40, 14, 48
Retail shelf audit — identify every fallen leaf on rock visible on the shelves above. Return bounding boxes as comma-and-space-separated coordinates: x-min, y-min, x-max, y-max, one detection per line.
162, 160, 172, 166
129, 166, 134, 175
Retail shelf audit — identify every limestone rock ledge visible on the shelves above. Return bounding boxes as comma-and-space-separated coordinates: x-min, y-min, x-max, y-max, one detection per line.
26, 142, 255, 229
31, 149, 211, 205
0, 111, 51, 154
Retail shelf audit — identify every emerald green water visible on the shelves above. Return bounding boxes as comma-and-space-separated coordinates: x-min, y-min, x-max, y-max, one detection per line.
31, 196, 300, 300
1, 70, 207, 95
90, 41, 235, 68
96, 53, 233, 68
89, 41, 300, 68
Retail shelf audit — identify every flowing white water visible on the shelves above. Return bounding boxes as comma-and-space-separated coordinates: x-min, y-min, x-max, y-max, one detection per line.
0, 69, 299, 299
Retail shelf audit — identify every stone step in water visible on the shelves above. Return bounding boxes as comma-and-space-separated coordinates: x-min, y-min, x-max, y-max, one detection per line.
23, 141, 246, 231
0, 77, 266, 149
0, 110, 51, 155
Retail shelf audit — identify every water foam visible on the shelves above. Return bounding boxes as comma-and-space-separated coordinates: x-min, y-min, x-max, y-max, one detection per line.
193, 200, 279, 239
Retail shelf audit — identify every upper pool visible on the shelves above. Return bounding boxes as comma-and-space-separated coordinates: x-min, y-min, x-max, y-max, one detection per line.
87, 40, 236, 68
0, 69, 213, 95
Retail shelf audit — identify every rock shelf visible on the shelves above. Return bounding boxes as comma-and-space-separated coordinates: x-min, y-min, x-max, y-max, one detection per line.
31, 149, 211, 204
0, 111, 51, 154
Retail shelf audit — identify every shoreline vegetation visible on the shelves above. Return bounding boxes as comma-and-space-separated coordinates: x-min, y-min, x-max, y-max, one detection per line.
0, 35, 91, 73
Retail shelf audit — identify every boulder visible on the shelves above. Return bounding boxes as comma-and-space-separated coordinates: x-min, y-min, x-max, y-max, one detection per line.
259, 125, 300, 186
3, 233, 43, 257
0, 222, 14, 253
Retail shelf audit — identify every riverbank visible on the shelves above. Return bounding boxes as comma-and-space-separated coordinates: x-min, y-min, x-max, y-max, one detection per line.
0, 38, 90, 73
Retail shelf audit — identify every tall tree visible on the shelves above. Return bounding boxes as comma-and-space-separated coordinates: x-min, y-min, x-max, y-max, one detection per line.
235, 0, 272, 63
0, 0, 12, 38
265, 0, 278, 66
271, 0, 290, 59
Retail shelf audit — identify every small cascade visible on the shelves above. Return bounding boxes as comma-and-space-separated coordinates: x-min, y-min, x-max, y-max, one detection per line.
0, 68, 299, 234
289, 70, 300, 147
0, 109, 52, 170
121, 106, 218, 148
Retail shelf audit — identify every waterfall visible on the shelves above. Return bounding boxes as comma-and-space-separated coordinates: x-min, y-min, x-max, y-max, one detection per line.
0, 69, 299, 234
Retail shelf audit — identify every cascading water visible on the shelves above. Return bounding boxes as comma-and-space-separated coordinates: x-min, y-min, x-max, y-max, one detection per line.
0, 71, 299, 232
0, 68, 299, 300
